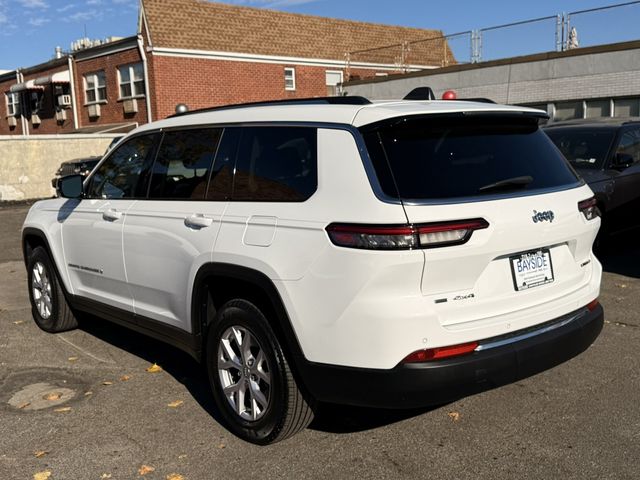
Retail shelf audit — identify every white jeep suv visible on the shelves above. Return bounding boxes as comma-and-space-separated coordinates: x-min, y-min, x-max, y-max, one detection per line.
22, 95, 604, 444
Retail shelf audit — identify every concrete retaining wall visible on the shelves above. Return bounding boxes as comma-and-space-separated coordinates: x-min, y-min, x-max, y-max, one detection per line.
0, 135, 118, 201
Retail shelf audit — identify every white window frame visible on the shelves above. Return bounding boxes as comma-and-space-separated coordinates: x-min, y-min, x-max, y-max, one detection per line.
6, 92, 19, 116
284, 67, 296, 91
84, 71, 107, 105
118, 63, 145, 100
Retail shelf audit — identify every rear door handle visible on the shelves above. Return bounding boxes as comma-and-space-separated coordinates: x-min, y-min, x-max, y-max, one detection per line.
102, 208, 122, 221
185, 214, 213, 229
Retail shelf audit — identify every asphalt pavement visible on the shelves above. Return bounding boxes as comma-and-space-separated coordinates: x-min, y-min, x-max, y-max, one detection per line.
1, 203, 638, 480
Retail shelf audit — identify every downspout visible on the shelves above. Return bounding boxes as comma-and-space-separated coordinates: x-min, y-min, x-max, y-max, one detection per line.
137, 34, 153, 123
16, 69, 29, 136
67, 55, 79, 130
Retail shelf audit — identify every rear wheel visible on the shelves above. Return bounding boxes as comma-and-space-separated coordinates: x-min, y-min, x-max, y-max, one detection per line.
27, 246, 78, 332
206, 299, 314, 444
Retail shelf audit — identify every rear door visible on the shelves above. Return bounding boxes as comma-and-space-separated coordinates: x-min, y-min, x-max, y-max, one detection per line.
361, 114, 598, 329
122, 127, 230, 330
605, 126, 640, 231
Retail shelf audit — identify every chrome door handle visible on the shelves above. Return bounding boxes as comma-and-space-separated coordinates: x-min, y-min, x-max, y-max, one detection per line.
102, 209, 122, 221
184, 214, 213, 229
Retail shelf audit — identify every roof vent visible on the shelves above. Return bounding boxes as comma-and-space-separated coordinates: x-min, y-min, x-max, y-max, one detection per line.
403, 87, 435, 101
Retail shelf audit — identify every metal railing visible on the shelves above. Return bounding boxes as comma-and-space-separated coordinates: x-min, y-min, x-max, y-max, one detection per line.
344, 1, 640, 78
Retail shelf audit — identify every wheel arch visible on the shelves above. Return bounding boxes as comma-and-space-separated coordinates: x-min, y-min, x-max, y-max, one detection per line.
191, 263, 305, 364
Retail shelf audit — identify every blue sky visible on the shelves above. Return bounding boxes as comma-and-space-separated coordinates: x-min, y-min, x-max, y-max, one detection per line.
1, 0, 638, 70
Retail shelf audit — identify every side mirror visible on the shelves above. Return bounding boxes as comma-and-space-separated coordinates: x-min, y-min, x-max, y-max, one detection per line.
58, 174, 84, 199
612, 153, 634, 170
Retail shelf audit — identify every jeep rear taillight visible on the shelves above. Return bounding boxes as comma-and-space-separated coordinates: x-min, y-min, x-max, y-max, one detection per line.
326, 219, 488, 250
578, 197, 600, 221
402, 341, 479, 363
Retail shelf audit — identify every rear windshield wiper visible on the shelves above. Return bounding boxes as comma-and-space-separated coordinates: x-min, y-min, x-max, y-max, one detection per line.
478, 175, 533, 193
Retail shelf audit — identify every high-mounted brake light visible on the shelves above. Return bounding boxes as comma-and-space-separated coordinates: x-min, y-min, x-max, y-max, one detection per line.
402, 341, 479, 363
326, 219, 489, 250
578, 197, 600, 221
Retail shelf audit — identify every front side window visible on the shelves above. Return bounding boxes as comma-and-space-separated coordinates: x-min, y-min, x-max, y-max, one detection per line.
148, 128, 222, 199
363, 115, 579, 200
118, 63, 145, 99
6, 92, 19, 116
84, 71, 107, 104
616, 128, 640, 165
88, 133, 158, 199
232, 127, 317, 202
284, 67, 295, 91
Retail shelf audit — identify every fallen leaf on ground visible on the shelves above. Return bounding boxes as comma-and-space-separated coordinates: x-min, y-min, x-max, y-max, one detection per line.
100, 474, 112, 479
13, 320, 25, 325
138, 465, 155, 476
217, 443, 226, 449
43, 392, 61, 401
146, 363, 163, 373
167, 400, 184, 408
166, 474, 185, 480
120, 375, 131, 381
33, 471, 51, 480
34, 451, 49, 458
17, 402, 31, 409
616, 283, 628, 288
54, 407, 71, 413
84, 391, 93, 396
102, 381, 113, 386
67, 356, 79, 362
178, 454, 187, 459
448, 411, 461, 421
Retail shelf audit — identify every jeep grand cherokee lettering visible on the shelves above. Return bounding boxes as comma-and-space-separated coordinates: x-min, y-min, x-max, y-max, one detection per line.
22, 95, 604, 444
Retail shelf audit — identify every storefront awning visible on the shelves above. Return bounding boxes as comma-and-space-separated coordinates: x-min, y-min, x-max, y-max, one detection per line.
34, 70, 70, 86
9, 79, 45, 92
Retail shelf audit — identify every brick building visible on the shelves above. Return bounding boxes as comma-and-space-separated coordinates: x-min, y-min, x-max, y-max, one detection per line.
1, 0, 451, 136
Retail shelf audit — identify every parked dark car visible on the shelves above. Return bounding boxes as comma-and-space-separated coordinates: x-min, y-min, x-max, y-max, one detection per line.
544, 118, 640, 242
51, 136, 123, 189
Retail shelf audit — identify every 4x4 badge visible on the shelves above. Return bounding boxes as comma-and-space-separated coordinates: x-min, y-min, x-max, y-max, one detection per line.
532, 210, 554, 223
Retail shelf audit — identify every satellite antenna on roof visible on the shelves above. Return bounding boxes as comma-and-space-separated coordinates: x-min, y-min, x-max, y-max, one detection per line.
403, 87, 436, 101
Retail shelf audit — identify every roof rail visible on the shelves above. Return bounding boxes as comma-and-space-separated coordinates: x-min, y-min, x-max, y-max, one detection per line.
170, 96, 372, 117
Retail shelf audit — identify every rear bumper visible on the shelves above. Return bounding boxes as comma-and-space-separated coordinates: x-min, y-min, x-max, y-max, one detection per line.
299, 303, 603, 408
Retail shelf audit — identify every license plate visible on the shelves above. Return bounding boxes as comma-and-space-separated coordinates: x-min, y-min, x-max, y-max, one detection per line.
509, 249, 554, 291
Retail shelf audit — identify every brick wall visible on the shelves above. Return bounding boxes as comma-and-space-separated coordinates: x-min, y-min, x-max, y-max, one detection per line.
22, 67, 75, 135
0, 75, 22, 136
74, 47, 148, 127
149, 55, 383, 119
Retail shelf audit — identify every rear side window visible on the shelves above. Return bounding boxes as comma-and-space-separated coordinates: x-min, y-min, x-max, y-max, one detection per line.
232, 127, 317, 202
362, 115, 579, 200
89, 133, 159, 199
545, 127, 616, 170
148, 128, 222, 200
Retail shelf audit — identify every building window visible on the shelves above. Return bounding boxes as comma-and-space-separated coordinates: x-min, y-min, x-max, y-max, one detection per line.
325, 70, 343, 96
6, 92, 20, 116
284, 67, 296, 91
613, 98, 640, 117
586, 100, 611, 118
30, 91, 44, 113
118, 63, 145, 99
554, 101, 583, 122
84, 71, 107, 104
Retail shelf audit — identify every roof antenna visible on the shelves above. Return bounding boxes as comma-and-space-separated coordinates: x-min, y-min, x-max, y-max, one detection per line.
403, 87, 436, 101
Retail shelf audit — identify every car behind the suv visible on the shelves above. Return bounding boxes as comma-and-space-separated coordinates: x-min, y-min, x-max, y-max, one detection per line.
544, 118, 640, 242
23, 96, 603, 444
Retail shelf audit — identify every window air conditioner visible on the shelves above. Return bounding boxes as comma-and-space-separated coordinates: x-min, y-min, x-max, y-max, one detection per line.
88, 103, 101, 118
123, 98, 138, 114
31, 114, 41, 125
56, 110, 67, 122
58, 95, 72, 107
7, 116, 17, 127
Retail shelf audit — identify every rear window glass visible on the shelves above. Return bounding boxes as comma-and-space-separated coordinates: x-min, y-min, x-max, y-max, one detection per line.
362, 115, 579, 200
544, 127, 616, 170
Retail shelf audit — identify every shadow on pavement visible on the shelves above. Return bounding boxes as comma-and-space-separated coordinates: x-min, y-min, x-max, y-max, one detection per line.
599, 229, 640, 278
76, 315, 225, 426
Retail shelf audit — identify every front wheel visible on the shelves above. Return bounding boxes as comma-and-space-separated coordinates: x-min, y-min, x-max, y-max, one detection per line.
206, 299, 314, 444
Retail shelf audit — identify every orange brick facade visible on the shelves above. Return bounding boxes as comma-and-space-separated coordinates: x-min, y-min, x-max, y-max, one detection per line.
74, 48, 149, 128
0, 38, 390, 135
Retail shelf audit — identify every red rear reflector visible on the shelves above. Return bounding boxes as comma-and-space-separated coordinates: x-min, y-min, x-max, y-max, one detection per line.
402, 341, 479, 363
586, 299, 599, 311
326, 219, 488, 250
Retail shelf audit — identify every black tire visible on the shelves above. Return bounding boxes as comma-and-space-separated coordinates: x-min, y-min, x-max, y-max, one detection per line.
27, 246, 78, 333
206, 299, 314, 444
